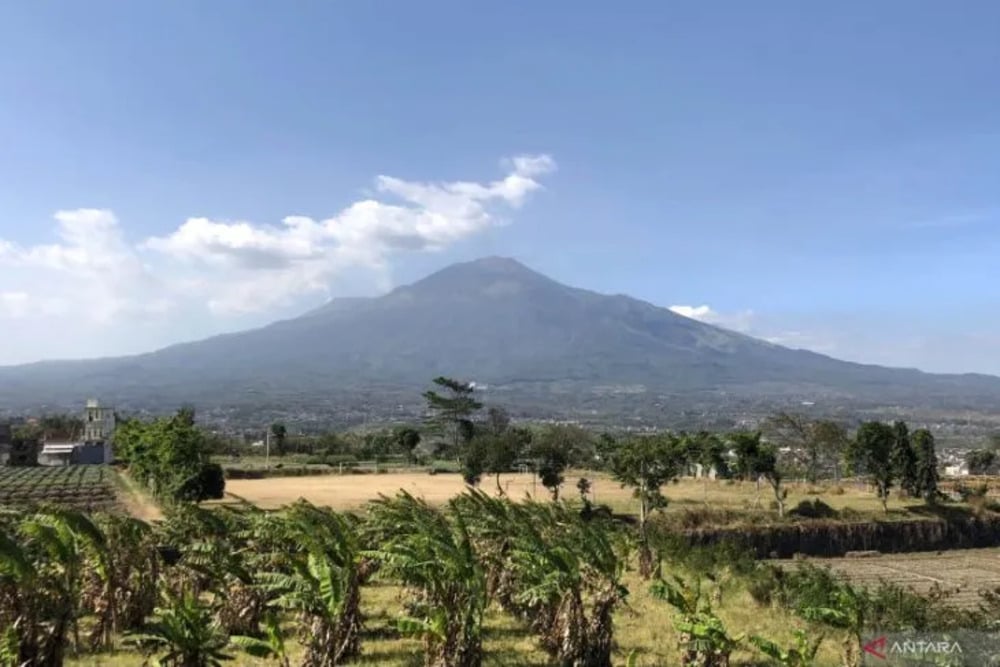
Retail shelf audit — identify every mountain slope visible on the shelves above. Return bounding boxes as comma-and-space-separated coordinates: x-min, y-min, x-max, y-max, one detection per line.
1, 256, 998, 414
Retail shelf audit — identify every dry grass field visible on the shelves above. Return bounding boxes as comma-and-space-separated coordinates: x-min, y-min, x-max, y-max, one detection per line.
223, 469, 920, 516
807, 547, 1000, 609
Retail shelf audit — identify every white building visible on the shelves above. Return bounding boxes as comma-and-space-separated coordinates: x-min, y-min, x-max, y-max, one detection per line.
83, 399, 116, 443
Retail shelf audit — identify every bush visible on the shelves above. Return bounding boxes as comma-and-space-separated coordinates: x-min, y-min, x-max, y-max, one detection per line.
177, 463, 226, 501
789, 499, 839, 519
746, 564, 784, 607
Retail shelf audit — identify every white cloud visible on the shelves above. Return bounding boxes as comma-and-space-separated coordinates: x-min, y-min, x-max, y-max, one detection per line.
669, 304, 754, 332
0, 292, 29, 318
0, 155, 556, 357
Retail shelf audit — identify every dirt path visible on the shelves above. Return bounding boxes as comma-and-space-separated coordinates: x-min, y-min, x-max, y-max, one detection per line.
112, 468, 164, 522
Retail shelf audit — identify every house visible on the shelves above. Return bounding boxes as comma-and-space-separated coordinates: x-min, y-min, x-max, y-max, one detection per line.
39, 441, 109, 466
83, 399, 116, 443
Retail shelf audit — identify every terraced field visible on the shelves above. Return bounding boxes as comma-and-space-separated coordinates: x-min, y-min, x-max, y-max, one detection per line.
811, 548, 1000, 609
0, 465, 119, 511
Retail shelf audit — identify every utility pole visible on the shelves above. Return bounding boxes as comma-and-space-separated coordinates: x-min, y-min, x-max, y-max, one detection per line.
265, 427, 271, 470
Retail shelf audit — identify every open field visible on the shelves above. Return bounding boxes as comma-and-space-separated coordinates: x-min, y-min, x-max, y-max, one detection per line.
223, 469, 923, 515
807, 548, 1000, 609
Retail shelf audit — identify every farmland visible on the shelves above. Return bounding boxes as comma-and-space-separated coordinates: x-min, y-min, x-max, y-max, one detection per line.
810, 548, 1000, 609
0, 465, 118, 511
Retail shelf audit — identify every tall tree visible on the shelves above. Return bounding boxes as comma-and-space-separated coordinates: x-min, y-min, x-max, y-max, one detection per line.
269, 423, 287, 457
890, 421, 918, 497
846, 422, 896, 512
605, 433, 687, 577
912, 429, 939, 505
422, 377, 483, 456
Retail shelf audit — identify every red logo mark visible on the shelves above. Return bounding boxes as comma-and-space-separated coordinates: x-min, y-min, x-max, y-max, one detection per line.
864, 636, 887, 660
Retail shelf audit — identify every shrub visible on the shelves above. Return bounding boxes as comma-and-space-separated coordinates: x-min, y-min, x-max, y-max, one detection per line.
789, 499, 838, 519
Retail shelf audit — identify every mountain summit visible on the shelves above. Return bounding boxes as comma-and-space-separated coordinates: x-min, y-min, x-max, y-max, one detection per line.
1, 257, 998, 416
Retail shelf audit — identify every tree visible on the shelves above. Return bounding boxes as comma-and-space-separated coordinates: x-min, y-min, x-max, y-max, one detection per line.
422, 377, 483, 456
605, 433, 686, 576
912, 429, 939, 504
728, 432, 786, 516
530, 426, 586, 501
846, 422, 896, 512
394, 427, 422, 465
810, 420, 850, 482
890, 421, 918, 497
764, 413, 819, 482
479, 432, 522, 494
269, 423, 287, 457
764, 413, 850, 483
967, 449, 998, 475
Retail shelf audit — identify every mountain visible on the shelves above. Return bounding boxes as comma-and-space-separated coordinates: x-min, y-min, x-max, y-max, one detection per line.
1, 256, 999, 419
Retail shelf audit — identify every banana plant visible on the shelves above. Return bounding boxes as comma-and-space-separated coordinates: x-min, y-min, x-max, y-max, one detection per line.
230, 612, 290, 667
128, 589, 233, 667
366, 491, 486, 667
256, 501, 363, 666
651, 576, 744, 667
749, 629, 823, 667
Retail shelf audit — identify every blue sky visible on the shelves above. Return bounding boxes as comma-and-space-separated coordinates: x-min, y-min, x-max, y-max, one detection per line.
1, 1, 999, 373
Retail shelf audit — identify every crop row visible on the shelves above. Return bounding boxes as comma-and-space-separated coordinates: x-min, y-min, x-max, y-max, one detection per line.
0, 465, 117, 510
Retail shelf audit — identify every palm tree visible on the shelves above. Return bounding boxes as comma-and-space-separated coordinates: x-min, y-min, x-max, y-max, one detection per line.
367, 491, 486, 667
129, 590, 233, 667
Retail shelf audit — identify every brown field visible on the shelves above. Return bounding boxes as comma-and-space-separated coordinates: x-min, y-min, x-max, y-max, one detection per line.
222, 468, 919, 515
806, 548, 1000, 609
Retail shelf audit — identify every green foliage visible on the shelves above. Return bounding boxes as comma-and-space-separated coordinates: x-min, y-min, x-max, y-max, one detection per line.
129, 590, 233, 667
912, 428, 940, 504
651, 576, 744, 666
891, 421, 919, 497
269, 423, 287, 457
728, 431, 787, 516
366, 491, 486, 667
530, 425, 590, 500
422, 376, 483, 454
114, 410, 224, 503
966, 448, 997, 475
749, 629, 823, 667
846, 421, 896, 512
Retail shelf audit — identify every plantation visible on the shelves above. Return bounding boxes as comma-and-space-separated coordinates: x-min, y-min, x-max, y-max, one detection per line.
4, 489, 1000, 667
0, 465, 117, 511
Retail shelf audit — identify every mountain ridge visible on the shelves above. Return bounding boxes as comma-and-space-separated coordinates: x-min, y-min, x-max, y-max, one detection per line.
0, 256, 998, 416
